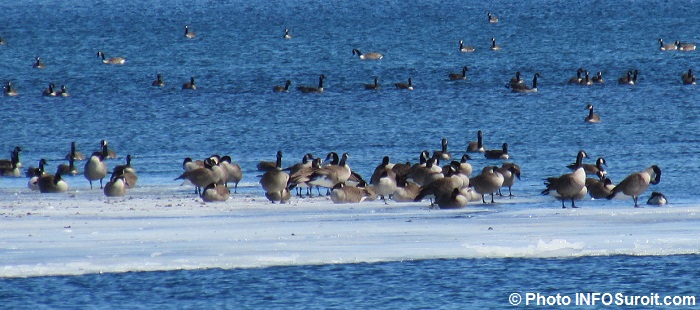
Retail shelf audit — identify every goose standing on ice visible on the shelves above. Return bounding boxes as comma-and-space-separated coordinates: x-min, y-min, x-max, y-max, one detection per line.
104, 174, 128, 197
84, 143, 108, 189
469, 166, 504, 204
38, 172, 69, 193
260, 151, 290, 203
607, 165, 661, 207
647, 192, 667, 205
542, 150, 589, 208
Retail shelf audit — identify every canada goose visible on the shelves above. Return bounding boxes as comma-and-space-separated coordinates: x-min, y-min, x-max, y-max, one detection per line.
352, 48, 383, 60
110, 154, 138, 189
288, 157, 322, 197
406, 157, 443, 187
488, 12, 499, 23
33, 56, 45, 69
490, 37, 501, 50
84, 147, 108, 189
509, 73, 540, 93
497, 163, 521, 197
658, 38, 676, 51
297, 74, 325, 93
467, 130, 486, 153
647, 192, 667, 205
330, 182, 371, 203
579, 71, 592, 86
370, 156, 393, 185
42, 83, 57, 96
0, 146, 22, 169
175, 158, 219, 195
436, 188, 469, 209
97, 51, 125, 64
201, 183, 231, 202
265, 187, 291, 203
206, 154, 228, 185
57, 156, 79, 176
682, 69, 696, 85
484, 143, 509, 160
618, 70, 638, 85
607, 165, 661, 207
283, 28, 292, 39
584, 104, 601, 123
459, 40, 475, 52
591, 71, 604, 84
372, 171, 398, 204
392, 175, 421, 202
586, 177, 614, 199
308, 152, 352, 190
0, 152, 21, 177
0, 36, 5, 45
152, 74, 165, 87
260, 151, 290, 203
183, 157, 205, 172
38, 171, 69, 193
567, 157, 607, 178
182, 77, 197, 90
675, 40, 696, 51
364, 77, 380, 90
454, 154, 473, 177
184, 25, 196, 39
58, 85, 69, 97
395, 78, 413, 90
414, 166, 465, 206
3, 81, 18, 96
220, 155, 243, 193
433, 138, 452, 161
449, 66, 469, 80
568, 68, 584, 84
104, 174, 128, 197
99, 140, 117, 159
508, 71, 524, 86
542, 150, 589, 208
27, 159, 48, 191
273, 80, 291, 92
469, 166, 504, 204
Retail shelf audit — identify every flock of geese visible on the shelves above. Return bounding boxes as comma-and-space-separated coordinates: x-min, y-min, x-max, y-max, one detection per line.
0, 13, 675, 208
0, 130, 665, 208
2, 18, 697, 98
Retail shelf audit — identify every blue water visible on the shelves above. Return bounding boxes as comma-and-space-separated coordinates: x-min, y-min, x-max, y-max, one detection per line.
2, 255, 698, 309
1, 0, 699, 307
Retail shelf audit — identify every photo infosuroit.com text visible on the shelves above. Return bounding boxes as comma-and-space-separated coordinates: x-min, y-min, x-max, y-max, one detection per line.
509, 292, 697, 307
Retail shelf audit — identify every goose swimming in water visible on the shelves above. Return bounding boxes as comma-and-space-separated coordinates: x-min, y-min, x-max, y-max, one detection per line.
97, 51, 125, 65
152, 74, 165, 87
484, 143, 509, 160
591, 71, 604, 84
488, 12, 499, 23
283, 28, 292, 39
273, 80, 292, 92
3, 81, 18, 96
182, 77, 197, 90
364, 77, 380, 90
568, 68, 583, 84
297, 75, 325, 93
467, 130, 486, 153
675, 40, 696, 51
33, 56, 45, 69
352, 48, 383, 60
682, 69, 696, 85
448, 66, 469, 80
509, 73, 540, 93
490, 37, 501, 50
459, 40, 475, 52
184, 25, 196, 39
395, 78, 413, 90
658, 38, 676, 51
584, 104, 601, 123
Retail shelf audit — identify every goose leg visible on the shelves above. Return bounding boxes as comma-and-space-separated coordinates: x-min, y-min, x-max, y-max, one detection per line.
482, 194, 487, 204
633, 196, 640, 208
99, 178, 104, 189
89, 181, 93, 190
571, 198, 578, 208
490, 193, 495, 203
562, 200, 566, 209
279, 191, 285, 204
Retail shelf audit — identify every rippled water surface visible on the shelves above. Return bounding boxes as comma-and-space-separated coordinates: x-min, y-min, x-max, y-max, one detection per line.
1, 0, 699, 307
